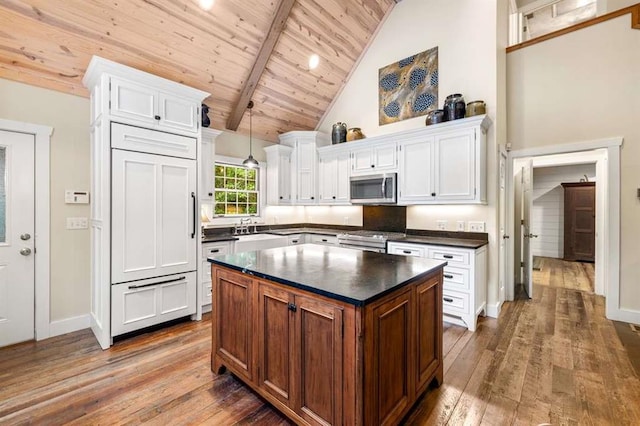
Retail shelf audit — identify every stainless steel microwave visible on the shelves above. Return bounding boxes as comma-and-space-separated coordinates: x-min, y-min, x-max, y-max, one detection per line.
349, 173, 397, 204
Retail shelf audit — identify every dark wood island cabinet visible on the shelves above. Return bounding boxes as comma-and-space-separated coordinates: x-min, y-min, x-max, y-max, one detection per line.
209, 244, 446, 425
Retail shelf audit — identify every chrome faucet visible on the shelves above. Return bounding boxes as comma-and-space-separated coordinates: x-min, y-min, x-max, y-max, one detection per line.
238, 217, 251, 234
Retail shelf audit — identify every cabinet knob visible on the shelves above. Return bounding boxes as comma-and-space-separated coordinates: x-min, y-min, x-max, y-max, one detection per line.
154, 115, 161, 120
431, 192, 436, 197
288, 303, 297, 312
279, 196, 283, 199
208, 192, 213, 197
371, 164, 375, 168
332, 196, 336, 199
311, 196, 315, 200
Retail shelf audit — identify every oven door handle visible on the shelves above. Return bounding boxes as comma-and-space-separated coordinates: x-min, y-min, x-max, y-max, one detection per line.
381, 176, 386, 198
338, 242, 385, 253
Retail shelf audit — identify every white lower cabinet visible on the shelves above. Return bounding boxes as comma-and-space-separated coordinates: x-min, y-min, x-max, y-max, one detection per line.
288, 234, 307, 245
201, 241, 233, 308
308, 234, 338, 246
387, 241, 487, 331
112, 271, 197, 336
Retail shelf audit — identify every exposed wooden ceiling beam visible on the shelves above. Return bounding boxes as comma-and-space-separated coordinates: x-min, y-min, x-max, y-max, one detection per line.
226, 0, 296, 131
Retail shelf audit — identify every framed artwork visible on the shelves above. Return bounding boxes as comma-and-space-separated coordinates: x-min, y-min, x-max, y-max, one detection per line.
378, 46, 438, 125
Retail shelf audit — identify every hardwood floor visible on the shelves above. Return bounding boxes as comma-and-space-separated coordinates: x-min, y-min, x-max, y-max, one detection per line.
533, 256, 595, 293
1, 260, 637, 425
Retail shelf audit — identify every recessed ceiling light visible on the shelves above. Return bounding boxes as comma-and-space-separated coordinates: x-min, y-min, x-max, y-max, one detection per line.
199, 0, 214, 10
308, 54, 320, 70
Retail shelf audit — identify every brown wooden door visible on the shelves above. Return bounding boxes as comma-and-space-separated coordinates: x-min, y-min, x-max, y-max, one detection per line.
562, 182, 595, 262
257, 282, 294, 406
415, 273, 443, 394
292, 295, 343, 426
365, 289, 414, 426
213, 267, 254, 380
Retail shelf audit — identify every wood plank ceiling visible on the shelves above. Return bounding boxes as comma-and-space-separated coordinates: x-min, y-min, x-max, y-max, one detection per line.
0, 0, 397, 142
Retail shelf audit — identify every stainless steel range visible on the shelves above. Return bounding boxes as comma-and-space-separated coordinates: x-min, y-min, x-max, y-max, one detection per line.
336, 230, 406, 253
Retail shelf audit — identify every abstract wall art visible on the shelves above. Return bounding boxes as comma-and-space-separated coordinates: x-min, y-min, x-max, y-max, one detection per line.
378, 46, 438, 125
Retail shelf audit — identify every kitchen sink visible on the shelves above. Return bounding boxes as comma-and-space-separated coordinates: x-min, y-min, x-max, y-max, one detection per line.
234, 233, 289, 252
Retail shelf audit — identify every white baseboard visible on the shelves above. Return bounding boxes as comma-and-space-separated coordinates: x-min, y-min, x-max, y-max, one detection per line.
608, 307, 640, 326
485, 301, 502, 319
202, 304, 212, 314
48, 314, 91, 339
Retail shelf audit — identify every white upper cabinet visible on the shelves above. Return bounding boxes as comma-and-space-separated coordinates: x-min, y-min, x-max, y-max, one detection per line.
435, 128, 478, 202
397, 115, 490, 205
350, 142, 397, 175
278, 131, 330, 206
264, 144, 293, 205
318, 148, 350, 205
111, 77, 200, 134
398, 137, 435, 203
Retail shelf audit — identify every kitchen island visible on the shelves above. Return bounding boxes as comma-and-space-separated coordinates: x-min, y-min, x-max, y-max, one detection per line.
209, 244, 446, 425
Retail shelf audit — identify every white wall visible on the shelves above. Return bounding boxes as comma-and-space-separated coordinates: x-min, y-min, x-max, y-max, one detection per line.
0, 78, 90, 322
532, 164, 596, 258
318, 0, 508, 314
507, 14, 640, 311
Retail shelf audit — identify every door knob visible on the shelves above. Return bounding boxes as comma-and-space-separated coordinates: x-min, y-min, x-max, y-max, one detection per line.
20, 233, 31, 241
503, 235, 510, 239
525, 233, 538, 238
20, 248, 32, 256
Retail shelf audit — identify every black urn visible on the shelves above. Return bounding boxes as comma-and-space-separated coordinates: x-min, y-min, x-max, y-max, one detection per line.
201, 103, 211, 128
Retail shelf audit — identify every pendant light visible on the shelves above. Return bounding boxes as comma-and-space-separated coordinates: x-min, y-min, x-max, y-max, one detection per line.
242, 100, 259, 168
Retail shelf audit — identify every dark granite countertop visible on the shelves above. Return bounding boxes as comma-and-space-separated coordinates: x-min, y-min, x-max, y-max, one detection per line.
262, 227, 344, 236
389, 235, 488, 249
202, 235, 239, 243
208, 244, 446, 306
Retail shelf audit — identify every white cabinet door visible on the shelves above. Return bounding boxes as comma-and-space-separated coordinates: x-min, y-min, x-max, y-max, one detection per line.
110, 77, 157, 127
351, 142, 397, 174
111, 271, 197, 336
202, 241, 232, 306
294, 140, 317, 204
434, 128, 476, 201
158, 92, 199, 133
398, 138, 435, 204
318, 150, 350, 205
112, 149, 197, 284
264, 145, 293, 205
110, 77, 199, 134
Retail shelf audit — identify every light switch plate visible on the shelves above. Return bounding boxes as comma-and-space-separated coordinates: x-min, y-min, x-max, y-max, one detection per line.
456, 221, 465, 231
66, 217, 88, 230
436, 220, 448, 230
469, 221, 485, 232
65, 190, 90, 204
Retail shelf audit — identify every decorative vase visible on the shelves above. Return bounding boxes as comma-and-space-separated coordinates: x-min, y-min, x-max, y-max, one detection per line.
332, 122, 347, 144
346, 127, 365, 141
466, 100, 486, 117
425, 109, 445, 126
443, 94, 465, 121
201, 103, 211, 128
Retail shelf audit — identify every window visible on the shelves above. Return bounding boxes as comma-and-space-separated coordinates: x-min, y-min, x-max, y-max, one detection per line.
214, 162, 259, 216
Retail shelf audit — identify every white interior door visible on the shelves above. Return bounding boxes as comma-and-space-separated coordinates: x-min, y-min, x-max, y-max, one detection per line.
0, 130, 35, 347
522, 160, 534, 298
499, 151, 507, 303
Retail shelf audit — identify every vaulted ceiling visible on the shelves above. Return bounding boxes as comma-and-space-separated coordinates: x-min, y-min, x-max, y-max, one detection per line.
0, 0, 398, 142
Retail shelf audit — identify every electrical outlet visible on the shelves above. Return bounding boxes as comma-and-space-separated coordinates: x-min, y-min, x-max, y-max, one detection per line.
436, 220, 447, 230
469, 221, 485, 232
456, 221, 465, 231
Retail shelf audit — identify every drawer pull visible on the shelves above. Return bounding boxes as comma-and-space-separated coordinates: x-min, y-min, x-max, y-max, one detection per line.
443, 255, 454, 259
444, 274, 454, 279
403, 250, 412, 254
443, 297, 454, 303
128, 276, 185, 290
322, 239, 328, 242
210, 249, 220, 253
292, 240, 298, 243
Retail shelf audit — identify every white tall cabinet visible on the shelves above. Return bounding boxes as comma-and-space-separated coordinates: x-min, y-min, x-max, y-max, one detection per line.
83, 56, 209, 349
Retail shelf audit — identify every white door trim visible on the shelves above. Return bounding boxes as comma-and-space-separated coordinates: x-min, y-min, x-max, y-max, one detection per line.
0, 118, 52, 341
507, 137, 623, 322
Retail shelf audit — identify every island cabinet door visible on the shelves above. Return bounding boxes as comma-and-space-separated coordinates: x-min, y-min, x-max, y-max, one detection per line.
292, 295, 343, 426
415, 273, 443, 395
213, 267, 254, 381
257, 283, 295, 406
365, 289, 414, 426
